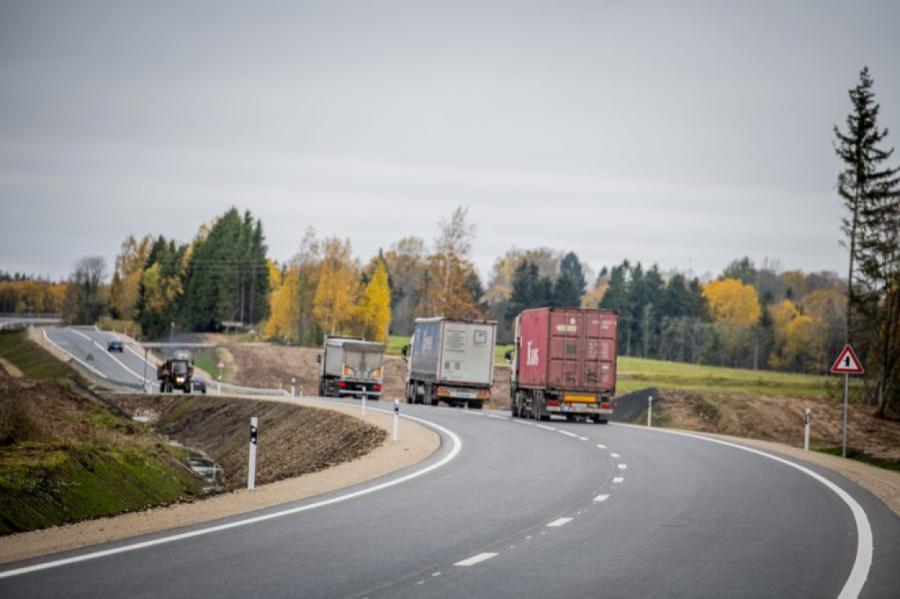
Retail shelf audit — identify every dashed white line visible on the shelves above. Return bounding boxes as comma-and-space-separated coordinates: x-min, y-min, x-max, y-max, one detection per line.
431, 572, 441, 577
613, 477, 624, 483
547, 517, 573, 527
618, 464, 627, 470
488, 414, 509, 420
593, 494, 610, 502
559, 430, 579, 438
454, 552, 498, 567
610, 453, 621, 458
578, 436, 589, 441
596, 444, 607, 449
514, 420, 535, 426
537, 424, 556, 431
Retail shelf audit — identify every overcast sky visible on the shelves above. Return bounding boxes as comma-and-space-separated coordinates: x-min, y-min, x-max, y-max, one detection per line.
1, 0, 898, 284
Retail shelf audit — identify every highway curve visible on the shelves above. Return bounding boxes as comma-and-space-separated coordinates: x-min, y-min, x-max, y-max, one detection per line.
1, 401, 897, 598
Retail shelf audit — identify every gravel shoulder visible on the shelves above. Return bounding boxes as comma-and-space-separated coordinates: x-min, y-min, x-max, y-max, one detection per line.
0, 395, 439, 565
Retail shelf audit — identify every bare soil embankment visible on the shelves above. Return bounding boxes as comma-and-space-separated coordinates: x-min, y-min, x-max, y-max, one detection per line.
106, 394, 386, 491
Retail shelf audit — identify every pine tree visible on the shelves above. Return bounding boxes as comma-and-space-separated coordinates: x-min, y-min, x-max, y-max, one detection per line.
834, 66, 900, 415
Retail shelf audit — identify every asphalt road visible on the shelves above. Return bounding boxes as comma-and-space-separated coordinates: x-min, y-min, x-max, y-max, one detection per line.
43, 326, 157, 389
1, 399, 897, 599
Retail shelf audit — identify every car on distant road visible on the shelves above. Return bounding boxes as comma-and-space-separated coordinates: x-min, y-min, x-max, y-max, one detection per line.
192, 376, 207, 394
107, 340, 124, 353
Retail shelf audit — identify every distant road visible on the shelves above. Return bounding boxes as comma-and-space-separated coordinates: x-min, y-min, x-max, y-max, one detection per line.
0, 315, 62, 331
43, 326, 158, 390
1, 400, 897, 598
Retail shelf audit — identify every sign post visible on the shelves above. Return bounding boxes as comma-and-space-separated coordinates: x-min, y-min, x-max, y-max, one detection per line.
830, 345, 864, 458
217, 360, 225, 395
393, 399, 400, 441
803, 408, 811, 451
248, 417, 258, 491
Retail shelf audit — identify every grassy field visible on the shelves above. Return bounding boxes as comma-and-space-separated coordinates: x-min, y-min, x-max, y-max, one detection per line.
615, 355, 851, 400
387, 335, 849, 401
0, 330, 77, 379
194, 347, 235, 380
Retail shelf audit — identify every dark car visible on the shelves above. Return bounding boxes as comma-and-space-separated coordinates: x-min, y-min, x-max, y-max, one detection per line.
107, 340, 124, 353
192, 376, 207, 394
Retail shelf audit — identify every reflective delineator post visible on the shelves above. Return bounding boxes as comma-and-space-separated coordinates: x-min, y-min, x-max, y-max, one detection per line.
647, 395, 653, 427
804, 408, 811, 451
361, 390, 367, 418
393, 399, 400, 442
291, 377, 296, 400
217, 374, 222, 396
248, 417, 258, 491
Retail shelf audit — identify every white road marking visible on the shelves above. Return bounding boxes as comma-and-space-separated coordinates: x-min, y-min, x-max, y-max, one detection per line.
488, 414, 508, 420
417, 580, 425, 585
43, 329, 108, 379
514, 420, 535, 426
610, 453, 621, 458
537, 424, 556, 431
559, 430, 579, 438
90, 340, 145, 381
596, 444, 606, 449
618, 464, 627, 470
454, 552, 498, 567
616, 423, 874, 599
0, 409, 463, 580
431, 572, 441, 577
578, 436, 589, 441
526, 535, 532, 540
547, 517, 573, 527
613, 477, 624, 483
593, 494, 610, 502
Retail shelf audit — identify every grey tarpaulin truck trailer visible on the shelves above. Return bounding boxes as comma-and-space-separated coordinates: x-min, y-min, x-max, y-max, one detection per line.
317, 336, 386, 399
403, 317, 497, 409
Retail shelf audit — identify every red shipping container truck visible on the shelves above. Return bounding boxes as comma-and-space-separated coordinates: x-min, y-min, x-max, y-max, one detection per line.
509, 307, 618, 423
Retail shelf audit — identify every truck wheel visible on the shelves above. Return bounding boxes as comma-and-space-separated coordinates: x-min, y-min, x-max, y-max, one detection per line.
467, 400, 483, 410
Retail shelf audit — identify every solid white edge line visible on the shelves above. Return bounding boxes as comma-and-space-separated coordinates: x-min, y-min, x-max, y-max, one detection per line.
593, 494, 610, 502
546, 517, 573, 527
0, 408, 463, 580
453, 552, 498, 567
43, 329, 108, 380
89, 340, 145, 381
615, 424, 873, 599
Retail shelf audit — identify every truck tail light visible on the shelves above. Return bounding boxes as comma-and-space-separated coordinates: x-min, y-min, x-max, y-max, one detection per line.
338, 381, 347, 389
374, 384, 383, 392
601, 402, 610, 409
437, 386, 451, 397
476, 389, 490, 400
343, 366, 352, 376
548, 400, 559, 407
372, 368, 382, 378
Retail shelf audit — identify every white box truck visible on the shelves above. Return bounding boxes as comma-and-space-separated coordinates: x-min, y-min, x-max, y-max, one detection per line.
317, 336, 386, 399
402, 317, 497, 409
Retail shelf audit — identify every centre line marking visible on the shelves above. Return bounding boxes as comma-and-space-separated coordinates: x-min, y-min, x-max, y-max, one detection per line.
613, 477, 624, 483
578, 436, 589, 441
537, 424, 556, 431
618, 464, 627, 470
596, 444, 606, 449
547, 517, 573, 527
594, 494, 610, 502
610, 453, 621, 458
488, 415, 508, 420
559, 430, 579, 438
454, 552, 498, 567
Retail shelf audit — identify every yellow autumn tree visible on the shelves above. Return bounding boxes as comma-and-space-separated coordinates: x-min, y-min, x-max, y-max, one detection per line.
783, 314, 826, 372
702, 278, 761, 327
769, 299, 799, 343
313, 238, 360, 335
264, 263, 299, 342
356, 259, 392, 342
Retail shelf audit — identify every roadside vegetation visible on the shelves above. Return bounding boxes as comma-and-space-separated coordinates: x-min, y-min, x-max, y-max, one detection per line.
0, 330, 76, 379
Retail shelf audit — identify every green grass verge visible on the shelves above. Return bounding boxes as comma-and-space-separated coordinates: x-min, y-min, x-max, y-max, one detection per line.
0, 443, 203, 535
0, 331, 78, 379
194, 348, 233, 380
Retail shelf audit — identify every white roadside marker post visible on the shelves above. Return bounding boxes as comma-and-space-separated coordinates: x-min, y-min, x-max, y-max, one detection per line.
361, 390, 367, 418
647, 395, 653, 427
291, 377, 296, 400
393, 399, 400, 442
217, 374, 222, 396
804, 408, 811, 451
248, 417, 258, 491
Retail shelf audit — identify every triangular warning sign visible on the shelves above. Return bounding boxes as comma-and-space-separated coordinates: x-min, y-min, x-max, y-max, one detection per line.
831, 345, 864, 375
